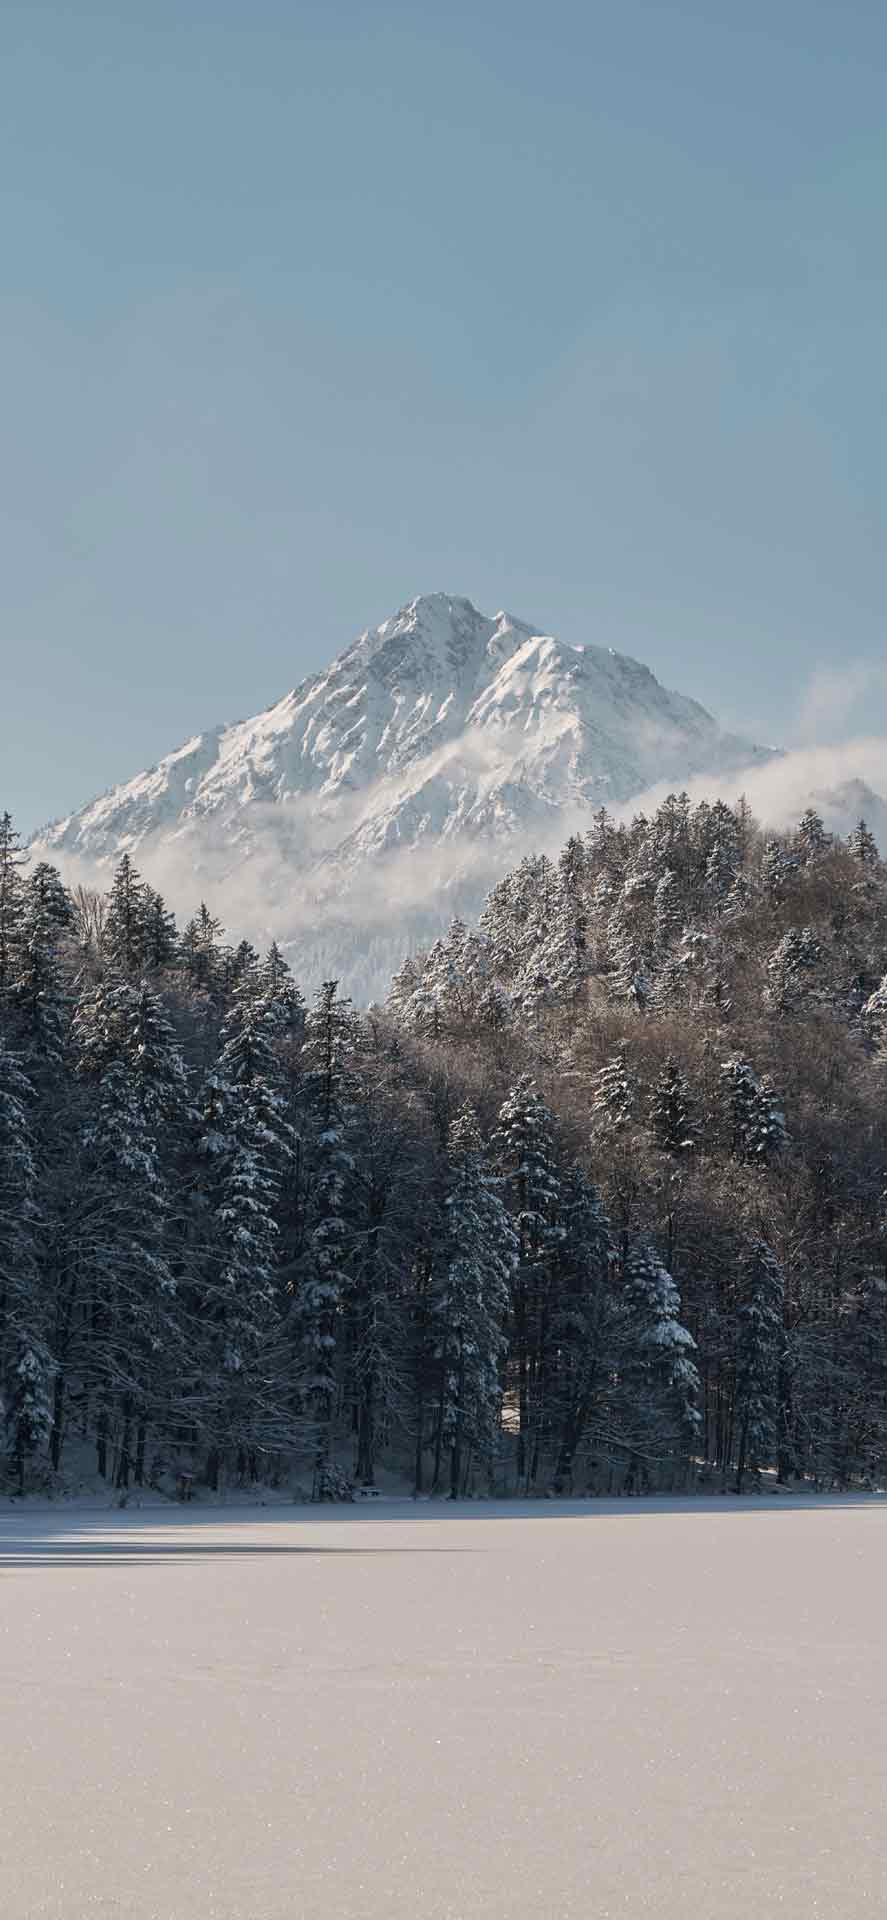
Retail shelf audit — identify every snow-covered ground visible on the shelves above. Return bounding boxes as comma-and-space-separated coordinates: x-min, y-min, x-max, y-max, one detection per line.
3, 1496, 886, 1918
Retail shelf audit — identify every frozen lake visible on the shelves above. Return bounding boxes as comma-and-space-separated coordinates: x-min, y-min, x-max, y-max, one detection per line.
3, 1496, 886, 1918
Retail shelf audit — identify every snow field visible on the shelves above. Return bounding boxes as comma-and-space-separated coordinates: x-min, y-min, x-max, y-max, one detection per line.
3, 1497, 886, 1918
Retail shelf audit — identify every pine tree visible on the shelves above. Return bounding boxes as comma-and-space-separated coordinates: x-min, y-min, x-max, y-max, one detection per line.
548, 1168, 613, 1492
231, 939, 260, 986
761, 837, 796, 904
24, 862, 72, 932
434, 1105, 516, 1497
142, 889, 178, 970
619, 1241, 700, 1482
296, 982, 360, 1489
529, 879, 587, 1005
734, 1241, 784, 1490
10, 870, 69, 1068
387, 953, 422, 1024
264, 944, 306, 1041
606, 899, 649, 1009
193, 976, 298, 1482
103, 854, 151, 977
0, 1047, 52, 1489
649, 1057, 698, 1157
766, 927, 823, 1012
493, 1076, 562, 1487
180, 903, 224, 993
344, 1069, 423, 1490
794, 808, 830, 866
652, 870, 682, 959
719, 1057, 788, 1165
72, 979, 188, 1486
0, 812, 27, 1004
704, 822, 741, 908
591, 1045, 637, 1138
557, 835, 589, 957
848, 819, 880, 868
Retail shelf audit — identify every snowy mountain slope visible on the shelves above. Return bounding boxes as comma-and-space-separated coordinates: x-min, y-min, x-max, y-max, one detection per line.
37, 594, 774, 875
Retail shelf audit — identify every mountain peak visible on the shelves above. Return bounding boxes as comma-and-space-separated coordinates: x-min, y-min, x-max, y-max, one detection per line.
33, 594, 777, 984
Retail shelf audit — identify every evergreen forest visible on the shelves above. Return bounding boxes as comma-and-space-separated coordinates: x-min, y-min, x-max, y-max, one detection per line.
1, 794, 886, 1501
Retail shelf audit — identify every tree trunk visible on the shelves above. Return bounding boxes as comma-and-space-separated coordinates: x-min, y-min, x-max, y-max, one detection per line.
777, 1343, 793, 1481
356, 1365, 375, 1486
449, 1333, 465, 1499
96, 1404, 109, 1479
735, 1409, 749, 1494
431, 1364, 446, 1494
116, 1399, 132, 1490
50, 1369, 66, 1471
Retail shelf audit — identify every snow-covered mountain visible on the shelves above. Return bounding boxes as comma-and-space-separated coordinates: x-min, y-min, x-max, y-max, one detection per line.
39, 593, 772, 857
34, 593, 777, 988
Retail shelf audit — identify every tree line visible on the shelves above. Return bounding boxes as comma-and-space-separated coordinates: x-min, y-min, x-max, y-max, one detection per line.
1, 793, 886, 1499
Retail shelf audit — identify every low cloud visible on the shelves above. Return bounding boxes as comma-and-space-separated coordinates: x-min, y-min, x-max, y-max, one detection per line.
626, 735, 887, 834
32, 709, 887, 1001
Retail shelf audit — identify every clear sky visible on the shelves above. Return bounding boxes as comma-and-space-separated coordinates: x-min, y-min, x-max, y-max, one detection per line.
3, 0, 886, 833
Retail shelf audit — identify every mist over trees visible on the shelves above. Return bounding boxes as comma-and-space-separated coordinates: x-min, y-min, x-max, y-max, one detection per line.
1, 794, 887, 1500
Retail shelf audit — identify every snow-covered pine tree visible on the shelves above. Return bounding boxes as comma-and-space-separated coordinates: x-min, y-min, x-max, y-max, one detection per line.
760, 837, 796, 905
649, 792, 693, 873
652, 870, 682, 960
703, 801, 742, 909
766, 927, 823, 1012
24, 861, 72, 933
548, 1167, 613, 1492
10, 865, 69, 1069
492, 1075, 563, 1487
584, 806, 626, 886
195, 972, 298, 1483
618, 1240, 700, 1485
719, 1057, 788, 1165
848, 819, 880, 868
296, 981, 360, 1490
649, 1057, 698, 1157
5, 864, 80, 1475
386, 953, 422, 1025
591, 1045, 637, 1138
0, 1047, 52, 1490
719, 1056, 758, 1162
0, 812, 27, 1004
231, 939, 260, 986
179, 903, 224, 994
433, 1104, 516, 1497
605, 897, 649, 1009
794, 808, 830, 866
72, 978, 188, 1486
102, 854, 150, 976
734, 1240, 784, 1491
557, 835, 589, 956
261, 941, 306, 1042
141, 889, 178, 971
652, 924, 730, 1016
526, 877, 587, 1008
344, 1068, 424, 1491
479, 854, 556, 989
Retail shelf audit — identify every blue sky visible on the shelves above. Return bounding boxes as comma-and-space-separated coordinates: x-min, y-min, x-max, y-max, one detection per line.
3, 0, 886, 832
